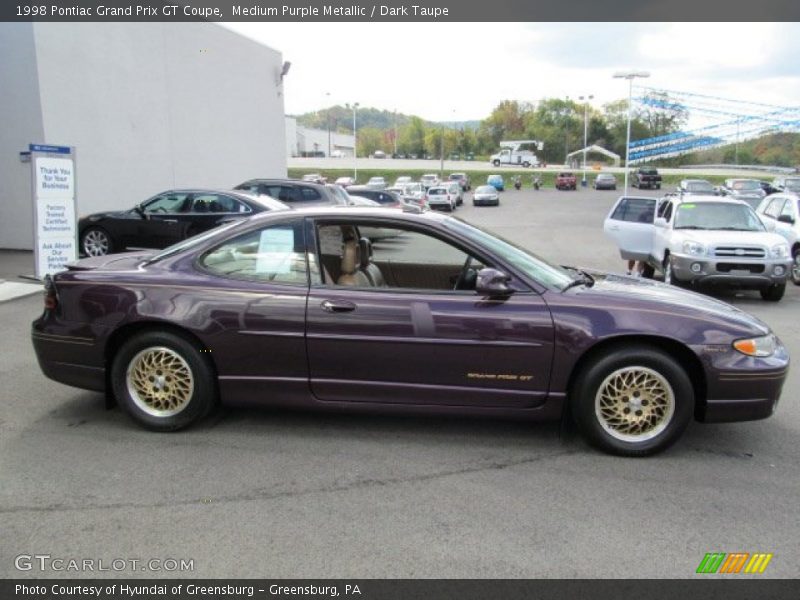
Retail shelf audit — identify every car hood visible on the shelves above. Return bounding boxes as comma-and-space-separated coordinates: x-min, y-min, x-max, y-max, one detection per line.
674, 229, 786, 247
66, 250, 155, 272
568, 270, 770, 337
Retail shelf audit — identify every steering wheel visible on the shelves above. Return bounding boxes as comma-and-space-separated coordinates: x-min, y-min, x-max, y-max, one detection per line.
453, 255, 476, 291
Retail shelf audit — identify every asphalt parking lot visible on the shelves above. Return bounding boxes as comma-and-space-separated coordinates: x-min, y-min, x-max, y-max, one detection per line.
2, 185, 799, 578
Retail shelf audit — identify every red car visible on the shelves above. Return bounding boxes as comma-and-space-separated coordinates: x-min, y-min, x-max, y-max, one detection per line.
556, 172, 578, 191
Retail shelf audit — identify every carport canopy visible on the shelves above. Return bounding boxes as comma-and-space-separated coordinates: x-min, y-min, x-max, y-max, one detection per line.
567, 145, 621, 166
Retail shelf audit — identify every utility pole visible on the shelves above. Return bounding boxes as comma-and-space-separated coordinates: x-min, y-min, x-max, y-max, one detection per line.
579, 94, 594, 186
613, 70, 650, 196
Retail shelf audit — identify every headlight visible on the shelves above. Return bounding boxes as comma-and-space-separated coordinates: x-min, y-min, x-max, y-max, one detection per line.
770, 244, 789, 259
733, 334, 776, 357
682, 240, 706, 256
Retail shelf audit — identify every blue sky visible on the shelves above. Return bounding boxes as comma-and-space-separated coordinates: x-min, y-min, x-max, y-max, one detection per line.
223, 22, 800, 121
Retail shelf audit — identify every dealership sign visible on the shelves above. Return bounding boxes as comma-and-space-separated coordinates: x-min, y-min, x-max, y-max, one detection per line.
29, 144, 77, 278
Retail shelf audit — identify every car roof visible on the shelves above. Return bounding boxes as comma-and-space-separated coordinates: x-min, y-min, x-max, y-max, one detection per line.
238, 178, 326, 189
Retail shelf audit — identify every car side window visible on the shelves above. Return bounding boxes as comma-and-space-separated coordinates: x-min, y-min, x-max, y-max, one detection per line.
191, 194, 248, 214
764, 197, 785, 219
779, 199, 795, 219
299, 186, 323, 202
143, 193, 190, 214
315, 222, 486, 292
200, 220, 307, 285
610, 198, 655, 223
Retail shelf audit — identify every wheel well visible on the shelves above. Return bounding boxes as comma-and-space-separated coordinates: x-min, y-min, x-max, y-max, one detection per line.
792, 242, 800, 256
564, 335, 707, 419
103, 321, 219, 405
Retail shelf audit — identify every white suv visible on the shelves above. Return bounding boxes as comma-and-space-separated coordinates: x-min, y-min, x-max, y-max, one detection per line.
604, 195, 792, 301
755, 192, 800, 286
425, 185, 457, 212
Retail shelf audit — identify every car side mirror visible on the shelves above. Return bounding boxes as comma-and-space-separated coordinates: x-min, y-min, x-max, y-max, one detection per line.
476, 268, 513, 297
778, 214, 795, 225
654, 217, 667, 228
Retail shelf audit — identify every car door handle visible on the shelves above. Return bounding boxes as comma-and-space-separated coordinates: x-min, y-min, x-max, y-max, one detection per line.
321, 299, 356, 313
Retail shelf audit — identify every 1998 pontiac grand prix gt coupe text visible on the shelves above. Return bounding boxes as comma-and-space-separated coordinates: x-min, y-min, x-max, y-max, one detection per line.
32, 208, 789, 456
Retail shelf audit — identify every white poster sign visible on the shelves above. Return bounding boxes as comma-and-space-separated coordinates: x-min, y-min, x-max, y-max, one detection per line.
30, 145, 77, 278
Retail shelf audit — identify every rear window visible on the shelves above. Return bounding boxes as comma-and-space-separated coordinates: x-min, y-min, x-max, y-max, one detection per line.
428, 187, 447, 195
610, 197, 656, 223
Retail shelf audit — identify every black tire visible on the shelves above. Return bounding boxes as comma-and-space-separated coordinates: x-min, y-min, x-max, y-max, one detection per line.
760, 283, 786, 302
81, 227, 114, 257
492, 160, 500, 167
791, 247, 800, 286
641, 263, 656, 279
522, 161, 531, 168
663, 254, 682, 286
570, 345, 694, 456
111, 330, 217, 431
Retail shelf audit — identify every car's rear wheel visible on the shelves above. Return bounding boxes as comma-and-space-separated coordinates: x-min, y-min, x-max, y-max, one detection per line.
112, 331, 217, 431
81, 227, 113, 257
760, 283, 786, 302
571, 346, 694, 456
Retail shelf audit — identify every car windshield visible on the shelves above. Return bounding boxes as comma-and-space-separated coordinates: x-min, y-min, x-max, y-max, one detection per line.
784, 179, 800, 192
327, 185, 351, 205
686, 181, 714, 192
449, 174, 462, 180
442, 218, 574, 290
144, 221, 242, 264
475, 186, 495, 194
674, 202, 765, 231
731, 180, 760, 191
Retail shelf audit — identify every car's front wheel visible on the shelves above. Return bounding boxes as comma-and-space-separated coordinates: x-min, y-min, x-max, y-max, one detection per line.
571, 346, 694, 456
760, 283, 786, 302
112, 331, 217, 431
791, 248, 800, 286
81, 227, 113, 257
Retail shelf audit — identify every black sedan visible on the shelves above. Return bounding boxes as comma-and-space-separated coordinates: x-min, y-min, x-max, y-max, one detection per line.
79, 189, 288, 256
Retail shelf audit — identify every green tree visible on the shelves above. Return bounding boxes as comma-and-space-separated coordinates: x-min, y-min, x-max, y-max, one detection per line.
356, 127, 384, 157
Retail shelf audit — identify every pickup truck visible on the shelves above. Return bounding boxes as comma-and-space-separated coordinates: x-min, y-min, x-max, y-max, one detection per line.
631, 167, 662, 190
555, 172, 577, 191
603, 194, 792, 301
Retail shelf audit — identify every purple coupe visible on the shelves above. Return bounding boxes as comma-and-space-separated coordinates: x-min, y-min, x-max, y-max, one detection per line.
32, 207, 789, 456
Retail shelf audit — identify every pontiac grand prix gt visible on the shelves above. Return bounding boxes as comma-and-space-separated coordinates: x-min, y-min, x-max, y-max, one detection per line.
32, 208, 789, 456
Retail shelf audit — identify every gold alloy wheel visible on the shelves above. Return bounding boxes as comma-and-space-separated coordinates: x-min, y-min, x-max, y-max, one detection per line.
594, 366, 675, 443
126, 346, 194, 417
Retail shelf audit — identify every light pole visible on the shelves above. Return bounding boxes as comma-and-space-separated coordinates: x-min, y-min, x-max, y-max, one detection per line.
346, 102, 359, 180
325, 91, 331, 158
393, 109, 398, 157
613, 70, 650, 195
579, 94, 594, 187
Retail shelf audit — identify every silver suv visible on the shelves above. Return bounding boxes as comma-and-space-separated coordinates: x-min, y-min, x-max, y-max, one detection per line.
604, 195, 792, 301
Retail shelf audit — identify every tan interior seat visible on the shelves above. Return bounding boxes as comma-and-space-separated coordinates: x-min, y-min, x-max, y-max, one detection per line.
337, 240, 371, 286
359, 237, 386, 287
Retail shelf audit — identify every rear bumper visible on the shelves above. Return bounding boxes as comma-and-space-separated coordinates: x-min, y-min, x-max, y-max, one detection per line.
31, 320, 106, 392
473, 197, 499, 206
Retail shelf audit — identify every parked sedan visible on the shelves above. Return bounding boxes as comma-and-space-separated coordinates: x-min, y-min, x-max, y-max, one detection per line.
420, 174, 439, 189
719, 179, 766, 209
449, 172, 471, 191
334, 176, 356, 188
593, 173, 617, 190
79, 189, 287, 257
556, 172, 578, 191
366, 176, 387, 190
472, 185, 500, 206
345, 186, 404, 207
34, 207, 789, 456
677, 179, 716, 196
234, 178, 347, 207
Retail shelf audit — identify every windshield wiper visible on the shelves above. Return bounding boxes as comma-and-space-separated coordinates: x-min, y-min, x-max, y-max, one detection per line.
716, 227, 754, 231
674, 225, 706, 230
561, 269, 595, 292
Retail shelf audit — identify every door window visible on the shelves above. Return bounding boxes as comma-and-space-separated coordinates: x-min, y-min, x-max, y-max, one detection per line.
143, 193, 191, 214
779, 199, 796, 220
200, 221, 307, 285
191, 194, 249, 214
610, 198, 655, 223
764, 197, 785, 219
315, 222, 485, 291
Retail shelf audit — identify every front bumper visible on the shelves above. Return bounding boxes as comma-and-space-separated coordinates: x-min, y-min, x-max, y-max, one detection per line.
473, 197, 499, 206
670, 253, 792, 287
695, 337, 790, 423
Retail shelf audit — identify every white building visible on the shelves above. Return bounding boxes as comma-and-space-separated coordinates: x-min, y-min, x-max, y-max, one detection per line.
0, 22, 287, 250
286, 116, 355, 157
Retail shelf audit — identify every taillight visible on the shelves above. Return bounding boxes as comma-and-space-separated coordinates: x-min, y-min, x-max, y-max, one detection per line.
43, 275, 58, 311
